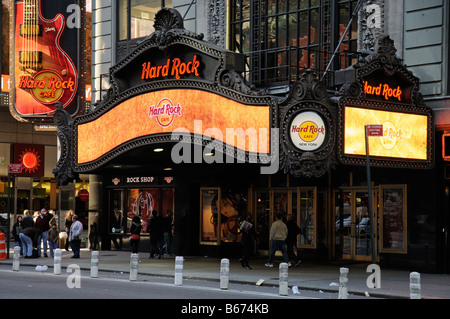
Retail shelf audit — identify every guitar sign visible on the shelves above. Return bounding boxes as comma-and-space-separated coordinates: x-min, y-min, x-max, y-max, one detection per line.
13, 0, 78, 116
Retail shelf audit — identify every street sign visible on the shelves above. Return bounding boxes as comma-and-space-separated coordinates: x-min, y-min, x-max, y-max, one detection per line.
366, 124, 383, 136
8, 164, 23, 174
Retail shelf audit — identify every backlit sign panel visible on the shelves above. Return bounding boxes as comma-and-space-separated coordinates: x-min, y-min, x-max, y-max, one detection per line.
344, 106, 428, 160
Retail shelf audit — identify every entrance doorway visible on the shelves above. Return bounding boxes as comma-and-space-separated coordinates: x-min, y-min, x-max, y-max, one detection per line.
254, 188, 317, 255
334, 188, 377, 262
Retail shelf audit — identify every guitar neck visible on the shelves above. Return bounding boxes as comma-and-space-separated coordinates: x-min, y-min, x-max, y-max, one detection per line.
21, 0, 41, 35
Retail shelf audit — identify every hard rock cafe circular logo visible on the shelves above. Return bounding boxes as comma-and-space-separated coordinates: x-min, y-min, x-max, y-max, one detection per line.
30, 70, 65, 104
290, 111, 326, 151
148, 98, 182, 128
380, 121, 402, 150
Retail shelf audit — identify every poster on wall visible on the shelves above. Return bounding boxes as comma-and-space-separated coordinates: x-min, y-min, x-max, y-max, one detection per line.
9, 0, 86, 122
200, 188, 219, 244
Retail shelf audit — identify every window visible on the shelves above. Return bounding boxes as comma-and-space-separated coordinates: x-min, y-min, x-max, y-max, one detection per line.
118, 0, 172, 42
229, 0, 359, 88
379, 185, 407, 254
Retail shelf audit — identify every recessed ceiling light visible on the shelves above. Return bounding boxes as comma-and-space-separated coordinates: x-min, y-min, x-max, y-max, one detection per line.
163, 167, 172, 171
113, 165, 122, 168
154, 148, 164, 152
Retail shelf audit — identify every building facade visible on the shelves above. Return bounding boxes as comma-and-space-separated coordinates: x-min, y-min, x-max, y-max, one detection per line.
75, 0, 450, 273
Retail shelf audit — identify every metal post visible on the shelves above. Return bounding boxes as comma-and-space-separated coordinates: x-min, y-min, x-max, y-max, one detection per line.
365, 126, 377, 264
130, 253, 139, 281
12, 246, 20, 271
174, 256, 184, 286
6, 172, 10, 259
54, 248, 62, 275
279, 262, 289, 296
220, 258, 230, 290
410, 272, 421, 299
91, 250, 99, 278
339, 267, 349, 299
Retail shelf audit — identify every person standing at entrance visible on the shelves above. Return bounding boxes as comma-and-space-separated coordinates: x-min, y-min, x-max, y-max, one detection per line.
285, 214, 301, 267
149, 210, 164, 259
130, 216, 142, 254
265, 213, 290, 267
69, 215, 83, 258
239, 214, 258, 270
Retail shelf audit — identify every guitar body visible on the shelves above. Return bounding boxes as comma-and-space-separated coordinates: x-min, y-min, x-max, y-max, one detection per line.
13, 0, 78, 116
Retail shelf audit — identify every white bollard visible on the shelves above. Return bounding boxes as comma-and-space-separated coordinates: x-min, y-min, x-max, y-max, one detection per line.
220, 258, 230, 290
12, 246, 20, 271
91, 250, 99, 278
130, 253, 139, 281
54, 249, 62, 275
338, 267, 349, 299
410, 272, 421, 299
279, 262, 289, 296
174, 256, 184, 286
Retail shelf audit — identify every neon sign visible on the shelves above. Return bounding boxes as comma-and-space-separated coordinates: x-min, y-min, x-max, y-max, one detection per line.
363, 81, 402, 101
141, 55, 200, 80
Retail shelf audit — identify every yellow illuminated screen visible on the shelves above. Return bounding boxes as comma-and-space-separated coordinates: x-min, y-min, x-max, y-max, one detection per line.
344, 106, 428, 160
77, 89, 271, 164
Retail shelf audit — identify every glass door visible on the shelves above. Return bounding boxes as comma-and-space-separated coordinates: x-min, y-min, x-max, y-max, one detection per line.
334, 188, 377, 261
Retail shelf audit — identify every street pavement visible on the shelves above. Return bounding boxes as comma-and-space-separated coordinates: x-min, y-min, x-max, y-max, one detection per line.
1, 248, 450, 299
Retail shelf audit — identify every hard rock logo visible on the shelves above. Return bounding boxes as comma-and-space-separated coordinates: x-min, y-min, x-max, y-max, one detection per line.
18, 70, 76, 104
148, 98, 182, 128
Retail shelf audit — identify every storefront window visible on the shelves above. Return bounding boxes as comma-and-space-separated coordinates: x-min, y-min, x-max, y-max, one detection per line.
379, 185, 407, 253
200, 188, 220, 244
299, 188, 316, 248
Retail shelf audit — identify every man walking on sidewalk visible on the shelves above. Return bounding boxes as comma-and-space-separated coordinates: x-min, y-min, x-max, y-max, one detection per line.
265, 213, 290, 267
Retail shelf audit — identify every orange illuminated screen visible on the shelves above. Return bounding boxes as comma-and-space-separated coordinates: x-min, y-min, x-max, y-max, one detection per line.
77, 89, 271, 164
344, 106, 428, 160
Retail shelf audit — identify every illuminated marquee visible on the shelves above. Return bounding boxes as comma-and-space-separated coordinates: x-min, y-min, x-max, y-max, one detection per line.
76, 89, 271, 165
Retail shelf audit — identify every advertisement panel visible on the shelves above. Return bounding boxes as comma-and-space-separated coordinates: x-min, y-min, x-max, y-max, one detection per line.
10, 0, 85, 121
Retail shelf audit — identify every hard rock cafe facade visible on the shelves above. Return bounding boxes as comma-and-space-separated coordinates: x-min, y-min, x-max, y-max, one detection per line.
54, 9, 438, 272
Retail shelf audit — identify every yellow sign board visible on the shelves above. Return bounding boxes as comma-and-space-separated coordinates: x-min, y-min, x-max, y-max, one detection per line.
344, 106, 428, 160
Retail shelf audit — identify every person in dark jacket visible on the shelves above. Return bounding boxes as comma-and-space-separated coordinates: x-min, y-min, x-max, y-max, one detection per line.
129, 216, 142, 254
239, 214, 258, 270
35, 208, 53, 257
285, 214, 301, 266
19, 227, 41, 258
22, 210, 34, 229
149, 211, 164, 259
12, 216, 24, 256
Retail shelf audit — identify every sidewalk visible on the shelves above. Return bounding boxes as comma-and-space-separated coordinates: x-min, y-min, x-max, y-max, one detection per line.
2, 248, 450, 299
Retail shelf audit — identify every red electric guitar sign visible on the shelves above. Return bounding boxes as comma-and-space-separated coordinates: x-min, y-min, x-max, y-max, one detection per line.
12, 0, 78, 117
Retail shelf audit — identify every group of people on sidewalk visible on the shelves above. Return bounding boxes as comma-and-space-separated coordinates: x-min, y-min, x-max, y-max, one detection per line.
12, 209, 83, 259
238, 212, 302, 270
128, 210, 174, 259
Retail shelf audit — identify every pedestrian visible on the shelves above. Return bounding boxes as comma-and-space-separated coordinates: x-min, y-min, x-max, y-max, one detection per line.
47, 223, 59, 258
111, 209, 123, 250
22, 210, 34, 228
35, 208, 53, 257
69, 215, 83, 258
89, 222, 99, 250
130, 216, 142, 254
285, 214, 301, 267
265, 213, 290, 267
12, 216, 24, 256
162, 210, 173, 255
19, 227, 40, 258
239, 214, 258, 270
149, 210, 164, 259
64, 210, 75, 251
